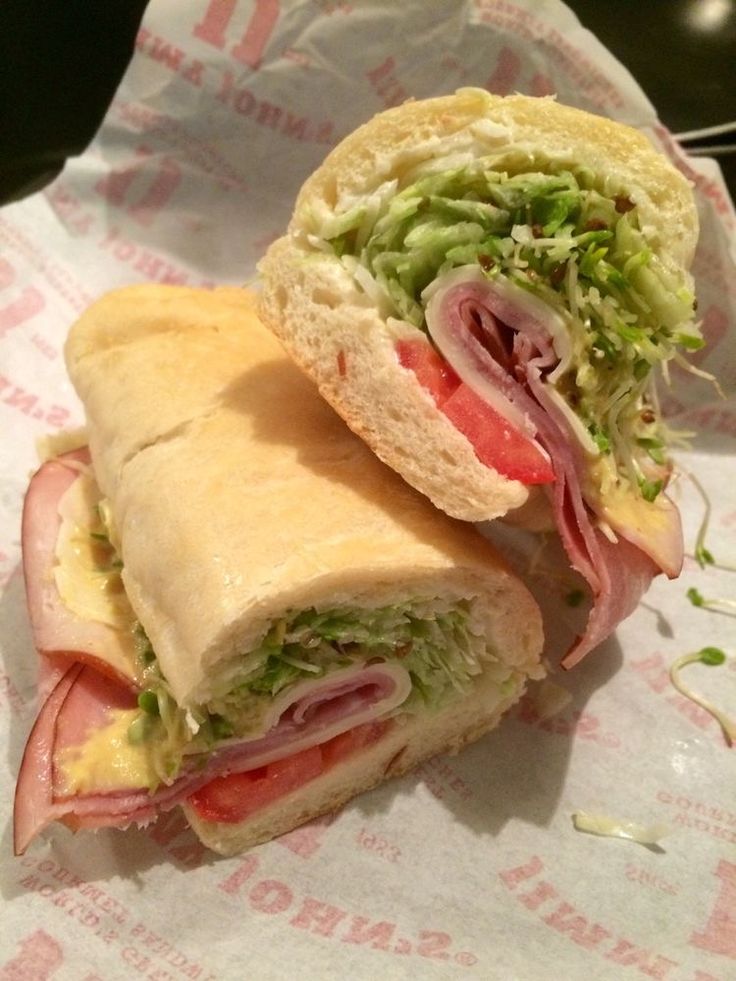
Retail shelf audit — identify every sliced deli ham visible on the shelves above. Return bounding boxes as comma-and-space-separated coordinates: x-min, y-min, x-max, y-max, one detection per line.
14, 656, 410, 853
420, 266, 682, 666
14, 663, 83, 855
22, 451, 140, 691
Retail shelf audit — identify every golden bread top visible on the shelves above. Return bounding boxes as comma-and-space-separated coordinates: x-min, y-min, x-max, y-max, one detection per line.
65, 286, 543, 704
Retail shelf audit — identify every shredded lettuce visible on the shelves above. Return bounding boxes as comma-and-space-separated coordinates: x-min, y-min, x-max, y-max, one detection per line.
572, 811, 671, 847
318, 162, 699, 505
212, 601, 491, 722
126, 599, 502, 787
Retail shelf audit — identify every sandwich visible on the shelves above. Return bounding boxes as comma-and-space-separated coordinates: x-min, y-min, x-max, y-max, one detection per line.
258, 89, 701, 667
14, 285, 544, 857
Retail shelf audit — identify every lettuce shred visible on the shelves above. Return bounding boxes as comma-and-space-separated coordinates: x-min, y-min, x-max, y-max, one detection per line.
212, 601, 492, 722
317, 164, 700, 503
125, 600, 503, 786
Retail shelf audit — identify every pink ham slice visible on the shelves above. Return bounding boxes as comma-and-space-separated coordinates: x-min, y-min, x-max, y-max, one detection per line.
52, 664, 140, 801
424, 269, 680, 667
22, 451, 138, 692
14, 658, 407, 854
15, 454, 412, 852
13, 663, 83, 855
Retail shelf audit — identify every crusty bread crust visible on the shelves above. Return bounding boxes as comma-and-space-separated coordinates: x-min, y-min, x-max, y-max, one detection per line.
258, 237, 530, 522
65, 285, 543, 707
258, 90, 698, 524
184, 667, 523, 856
292, 89, 697, 270
64, 283, 544, 856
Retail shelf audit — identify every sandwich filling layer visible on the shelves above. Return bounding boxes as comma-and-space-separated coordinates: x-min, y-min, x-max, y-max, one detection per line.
308, 160, 698, 518
15, 450, 526, 851
288, 127, 695, 665
50, 461, 510, 788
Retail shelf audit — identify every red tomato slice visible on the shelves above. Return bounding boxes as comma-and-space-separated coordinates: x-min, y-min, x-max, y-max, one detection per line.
442, 383, 554, 484
189, 745, 323, 824
396, 338, 460, 407
320, 719, 389, 768
188, 720, 393, 825
396, 338, 554, 485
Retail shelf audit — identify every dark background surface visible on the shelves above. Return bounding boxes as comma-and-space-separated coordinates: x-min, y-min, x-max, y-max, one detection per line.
0, 0, 150, 204
0, 0, 734, 205
568, 0, 736, 198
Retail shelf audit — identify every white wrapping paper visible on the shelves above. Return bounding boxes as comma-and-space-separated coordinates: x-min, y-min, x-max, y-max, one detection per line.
1, 2, 735, 978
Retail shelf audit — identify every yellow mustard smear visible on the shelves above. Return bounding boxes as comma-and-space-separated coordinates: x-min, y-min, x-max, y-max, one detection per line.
53, 472, 137, 632
56, 708, 160, 795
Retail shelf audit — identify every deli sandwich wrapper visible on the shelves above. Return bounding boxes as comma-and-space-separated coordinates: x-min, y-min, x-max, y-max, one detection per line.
1, 2, 735, 978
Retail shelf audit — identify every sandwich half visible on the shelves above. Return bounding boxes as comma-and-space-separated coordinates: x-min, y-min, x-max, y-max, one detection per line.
258, 88, 700, 666
15, 285, 543, 857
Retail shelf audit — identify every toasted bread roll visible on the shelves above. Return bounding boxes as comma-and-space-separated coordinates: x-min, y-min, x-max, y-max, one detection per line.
16, 285, 543, 856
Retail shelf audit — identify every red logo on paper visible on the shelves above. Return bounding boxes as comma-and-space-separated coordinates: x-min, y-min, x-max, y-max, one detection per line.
690, 860, 736, 961
366, 57, 410, 108
194, 0, 280, 70
0, 256, 45, 338
0, 930, 63, 980
218, 852, 477, 965
486, 46, 522, 95
95, 145, 182, 228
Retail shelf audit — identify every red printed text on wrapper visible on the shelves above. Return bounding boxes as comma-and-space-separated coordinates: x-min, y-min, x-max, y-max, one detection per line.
219, 852, 478, 966
499, 854, 734, 977
0, 256, 45, 339
14, 856, 218, 981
